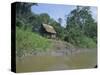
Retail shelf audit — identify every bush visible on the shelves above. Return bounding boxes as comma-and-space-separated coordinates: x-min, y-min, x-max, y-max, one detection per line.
78, 36, 96, 48
64, 27, 96, 48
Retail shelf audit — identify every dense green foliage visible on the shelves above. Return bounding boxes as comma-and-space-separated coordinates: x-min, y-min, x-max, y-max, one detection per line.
65, 6, 97, 48
16, 3, 97, 57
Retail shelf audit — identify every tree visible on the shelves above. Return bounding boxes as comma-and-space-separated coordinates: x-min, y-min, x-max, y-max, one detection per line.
66, 6, 91, 30
16, 2, 37, 17
58, 18, 62, 25
16, 2, 37, 30
39, 13, 50, 24
65, 6, 97, 47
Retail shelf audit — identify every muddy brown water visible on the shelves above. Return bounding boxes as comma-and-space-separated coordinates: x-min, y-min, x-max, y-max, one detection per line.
16, 49, 97, 73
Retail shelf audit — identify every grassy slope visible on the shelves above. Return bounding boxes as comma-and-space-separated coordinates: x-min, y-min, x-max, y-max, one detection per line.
16, 27, 52, 57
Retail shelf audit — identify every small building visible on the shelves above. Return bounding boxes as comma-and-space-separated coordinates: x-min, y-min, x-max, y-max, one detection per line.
40, 24, 56, 39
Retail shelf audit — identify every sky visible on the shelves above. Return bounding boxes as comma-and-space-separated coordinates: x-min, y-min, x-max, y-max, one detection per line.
31, 3, 97, 27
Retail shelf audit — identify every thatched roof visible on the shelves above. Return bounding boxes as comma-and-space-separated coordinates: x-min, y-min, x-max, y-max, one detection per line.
42, 24, 56, 34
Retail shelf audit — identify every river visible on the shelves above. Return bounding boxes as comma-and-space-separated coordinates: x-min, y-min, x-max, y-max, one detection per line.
16, 48, 97, 73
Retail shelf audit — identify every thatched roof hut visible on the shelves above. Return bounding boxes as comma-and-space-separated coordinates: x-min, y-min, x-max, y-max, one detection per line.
40, 24, 56, 38
42, 24, 56, 34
